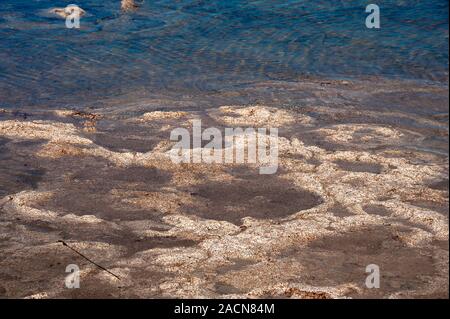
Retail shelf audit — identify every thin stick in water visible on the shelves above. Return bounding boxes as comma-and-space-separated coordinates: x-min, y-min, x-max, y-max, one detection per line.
58, 240, 121, 280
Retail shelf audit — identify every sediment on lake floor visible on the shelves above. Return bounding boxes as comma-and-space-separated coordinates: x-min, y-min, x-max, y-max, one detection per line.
0, 78, 448, 298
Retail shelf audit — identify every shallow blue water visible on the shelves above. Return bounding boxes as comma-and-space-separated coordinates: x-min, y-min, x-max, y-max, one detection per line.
0, 0, 448, 108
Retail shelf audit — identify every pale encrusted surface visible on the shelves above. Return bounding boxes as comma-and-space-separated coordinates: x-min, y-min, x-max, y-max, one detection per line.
0, 79, 448, 299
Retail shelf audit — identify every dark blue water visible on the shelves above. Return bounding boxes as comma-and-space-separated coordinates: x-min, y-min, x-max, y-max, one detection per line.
0, 0, 448, 108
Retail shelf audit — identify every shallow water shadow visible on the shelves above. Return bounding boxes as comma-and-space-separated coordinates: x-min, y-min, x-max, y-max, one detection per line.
35, 164, 172, 222
363, 204, 392, 217
90, 133, 159, 153
329, 203, 355, 217
183, 167, 323, 225
0, 138, 46, 197
334, 160, 383, 174
281, 226, 439, 298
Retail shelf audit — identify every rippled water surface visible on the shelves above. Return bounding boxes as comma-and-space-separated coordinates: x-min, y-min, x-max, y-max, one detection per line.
0, 0, 448, 108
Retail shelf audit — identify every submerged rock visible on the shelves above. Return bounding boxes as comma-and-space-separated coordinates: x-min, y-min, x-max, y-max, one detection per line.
121, 0, 139, 12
